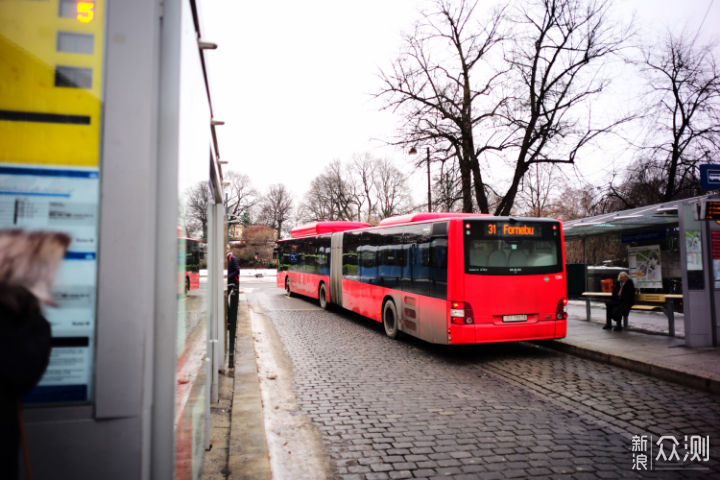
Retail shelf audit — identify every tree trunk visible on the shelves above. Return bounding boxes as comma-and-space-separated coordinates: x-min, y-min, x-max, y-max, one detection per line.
458, 156, 473, 213
496, 159, 530, 216
468, 155, 489, 213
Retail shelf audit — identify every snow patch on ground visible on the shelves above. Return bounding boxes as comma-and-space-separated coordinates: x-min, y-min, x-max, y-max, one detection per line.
249, 308, 332, 480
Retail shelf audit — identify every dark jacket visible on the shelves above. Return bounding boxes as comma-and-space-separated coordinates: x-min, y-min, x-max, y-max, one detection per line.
610, 278, 635, 318
227, 253, 240, 285
0, 285, 52, 479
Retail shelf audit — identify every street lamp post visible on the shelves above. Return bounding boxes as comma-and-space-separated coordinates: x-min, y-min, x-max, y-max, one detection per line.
410, 146, 432, 212
425, 147, 431, 212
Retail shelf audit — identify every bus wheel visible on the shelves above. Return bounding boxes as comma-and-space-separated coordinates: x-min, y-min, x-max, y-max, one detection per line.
383, 300, 399, 339
285, 277, 293, 297
185, 277, 190, 297
318, 283, 328, 310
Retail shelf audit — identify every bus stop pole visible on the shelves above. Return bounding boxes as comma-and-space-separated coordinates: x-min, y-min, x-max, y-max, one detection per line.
705, 219, 718, 346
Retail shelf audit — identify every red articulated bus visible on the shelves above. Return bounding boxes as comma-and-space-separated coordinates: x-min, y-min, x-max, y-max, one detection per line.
277, 213, 567, 345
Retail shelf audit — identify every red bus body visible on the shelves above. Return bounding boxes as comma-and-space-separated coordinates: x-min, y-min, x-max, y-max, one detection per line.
179, 237, 201, 293
277, 213, 567, 345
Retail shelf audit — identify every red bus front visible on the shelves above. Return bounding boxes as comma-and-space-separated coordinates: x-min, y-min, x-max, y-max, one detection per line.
446, 217, 567, 344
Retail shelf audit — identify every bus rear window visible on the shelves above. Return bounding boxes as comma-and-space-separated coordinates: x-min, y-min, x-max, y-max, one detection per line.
464, 220, 562, 275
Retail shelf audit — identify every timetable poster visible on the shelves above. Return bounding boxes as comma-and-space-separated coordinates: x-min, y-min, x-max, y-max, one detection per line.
627, 245, 662, 289
712, 231, 720, 289
0, 0, 106, 404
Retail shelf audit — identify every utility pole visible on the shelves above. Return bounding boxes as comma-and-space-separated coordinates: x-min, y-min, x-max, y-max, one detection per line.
410, 146, 433, 212
427, 147, 432, 212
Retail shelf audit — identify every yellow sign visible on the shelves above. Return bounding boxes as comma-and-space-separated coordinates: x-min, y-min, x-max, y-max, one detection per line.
0, 0, 105, 167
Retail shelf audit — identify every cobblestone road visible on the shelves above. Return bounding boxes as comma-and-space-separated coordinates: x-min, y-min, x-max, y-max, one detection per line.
259, 295, 719, 480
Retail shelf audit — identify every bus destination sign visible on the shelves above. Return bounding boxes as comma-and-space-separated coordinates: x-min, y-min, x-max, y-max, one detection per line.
485, 223, 541, 237
705, 201, 720, 220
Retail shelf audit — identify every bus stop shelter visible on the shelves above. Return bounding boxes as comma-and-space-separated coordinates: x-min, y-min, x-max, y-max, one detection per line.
563, 194, 720, 348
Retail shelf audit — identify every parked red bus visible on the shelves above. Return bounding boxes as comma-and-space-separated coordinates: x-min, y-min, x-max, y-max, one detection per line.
277, 213, 567, 345
178, 237, 202, 296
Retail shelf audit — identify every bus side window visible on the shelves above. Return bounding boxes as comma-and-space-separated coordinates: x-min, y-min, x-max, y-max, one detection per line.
305, 240, 317, 274
318, 235, 331, 275
342, 231, 360, 279
277, 244, 285, 272
298, 239, 308, 273
377, 227, 401, 287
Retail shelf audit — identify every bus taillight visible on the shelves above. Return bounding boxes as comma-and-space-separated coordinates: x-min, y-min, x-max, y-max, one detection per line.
451, 302, 474, 324
556, 298, 568, 320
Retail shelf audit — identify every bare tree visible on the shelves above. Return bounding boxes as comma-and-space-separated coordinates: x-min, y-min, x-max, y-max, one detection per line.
184, 181, 210, 240
432, 157, 464, 212
377, 0, 508, 213
494, 0, 633, 216
224, 171, 259, 224
257, 184, 294, 239
554, 182, 601, 220
609, 31, 720, 206
349, 153, 378, 222
515, 163, 564, 217
298, 160, 356, 223
375, 158, 415, 219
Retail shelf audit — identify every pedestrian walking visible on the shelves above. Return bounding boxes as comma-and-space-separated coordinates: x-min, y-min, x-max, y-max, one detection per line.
0, 230, 70, 480
227, 246, 240, 367
603, 271, 635, 331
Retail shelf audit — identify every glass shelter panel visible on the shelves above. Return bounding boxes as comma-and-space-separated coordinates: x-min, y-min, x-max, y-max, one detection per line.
174, 0, 211, 476
0, 0, 106, 405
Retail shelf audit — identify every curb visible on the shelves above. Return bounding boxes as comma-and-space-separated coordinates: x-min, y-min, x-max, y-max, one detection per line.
531, 340, 720, 396
228, 301, 271, 480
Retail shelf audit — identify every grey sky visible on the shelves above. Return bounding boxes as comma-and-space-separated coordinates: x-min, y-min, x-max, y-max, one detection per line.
202, 0, 719, 209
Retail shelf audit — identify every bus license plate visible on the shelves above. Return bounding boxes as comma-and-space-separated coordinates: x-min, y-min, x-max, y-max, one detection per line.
503, 315, 527, 322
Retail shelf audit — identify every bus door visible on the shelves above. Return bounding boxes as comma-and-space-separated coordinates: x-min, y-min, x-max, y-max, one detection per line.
399, 243, 413, 292
402, 223, 430, 298
428, 238, 448, 299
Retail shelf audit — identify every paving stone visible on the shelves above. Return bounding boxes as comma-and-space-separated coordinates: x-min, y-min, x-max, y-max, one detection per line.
265, 309, 720, 480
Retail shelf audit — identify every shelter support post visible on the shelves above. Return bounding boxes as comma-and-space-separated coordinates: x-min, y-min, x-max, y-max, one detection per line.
665, 299, 675, 337
585, 297, 591, 322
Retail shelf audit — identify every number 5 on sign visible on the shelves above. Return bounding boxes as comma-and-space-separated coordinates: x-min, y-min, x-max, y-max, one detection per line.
77, 2, 95, 23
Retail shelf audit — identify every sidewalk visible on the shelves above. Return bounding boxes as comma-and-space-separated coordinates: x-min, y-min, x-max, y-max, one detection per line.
567, 299, 685, 337
201, 300, 271, 480
533, 316, 720, 395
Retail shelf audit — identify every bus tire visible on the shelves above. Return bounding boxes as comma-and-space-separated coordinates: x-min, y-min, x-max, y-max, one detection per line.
318, 283, 329, 310
285, 277, 293, 297
383, 299, 399, 339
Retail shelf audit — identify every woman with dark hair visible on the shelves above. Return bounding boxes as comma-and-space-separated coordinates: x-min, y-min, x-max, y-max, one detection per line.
603, 271, 635, 331
0, 230, 70, 479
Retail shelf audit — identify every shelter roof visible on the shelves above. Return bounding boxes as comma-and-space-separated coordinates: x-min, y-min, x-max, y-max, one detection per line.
562, 194, 718, 240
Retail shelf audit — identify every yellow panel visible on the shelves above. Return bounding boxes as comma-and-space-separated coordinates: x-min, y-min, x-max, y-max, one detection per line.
0, 0, 105, 167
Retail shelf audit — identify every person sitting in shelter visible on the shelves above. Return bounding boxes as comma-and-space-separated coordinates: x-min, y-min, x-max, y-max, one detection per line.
603, 271, 635, 331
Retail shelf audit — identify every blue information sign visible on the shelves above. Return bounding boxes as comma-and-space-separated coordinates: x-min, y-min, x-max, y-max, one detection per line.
700, 164, 720, 191
621, 230, 667, 244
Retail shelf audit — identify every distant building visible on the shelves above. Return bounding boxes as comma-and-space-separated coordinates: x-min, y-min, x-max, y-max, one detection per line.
228, 222, 243, 240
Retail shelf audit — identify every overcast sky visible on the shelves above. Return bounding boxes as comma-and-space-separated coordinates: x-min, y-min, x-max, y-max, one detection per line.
201, 0, 719, 209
